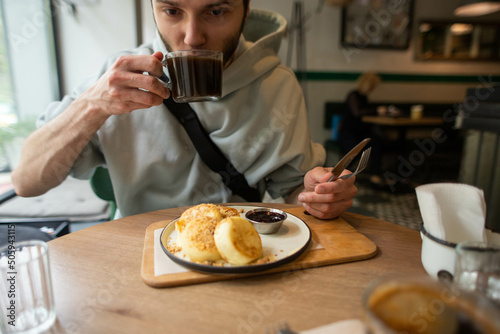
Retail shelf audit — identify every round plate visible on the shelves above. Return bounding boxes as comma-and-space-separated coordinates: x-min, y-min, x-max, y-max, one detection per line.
159, 205, 311, 274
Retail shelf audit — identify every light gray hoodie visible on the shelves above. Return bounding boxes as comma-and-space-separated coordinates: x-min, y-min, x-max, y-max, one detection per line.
39, 9, 325, 217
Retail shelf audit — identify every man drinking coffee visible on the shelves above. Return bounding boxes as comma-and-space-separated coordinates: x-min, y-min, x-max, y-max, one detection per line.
12, 0, 357, 219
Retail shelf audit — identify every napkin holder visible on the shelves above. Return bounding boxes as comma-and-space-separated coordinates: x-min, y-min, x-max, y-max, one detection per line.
415, 183, 496, 280
420, 224, 458, 280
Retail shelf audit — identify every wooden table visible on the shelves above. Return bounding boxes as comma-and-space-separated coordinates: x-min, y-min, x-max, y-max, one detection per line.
362, 116, 444, 127
362, 115, 444, 142
46, 203, 425, 334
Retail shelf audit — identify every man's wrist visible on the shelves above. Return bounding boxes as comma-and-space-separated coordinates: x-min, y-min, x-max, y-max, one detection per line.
72, 95, 110, 127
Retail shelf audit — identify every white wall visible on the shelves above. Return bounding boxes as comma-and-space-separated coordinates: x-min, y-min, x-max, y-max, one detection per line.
55, 0, 137, 94
141, 0, 155, 47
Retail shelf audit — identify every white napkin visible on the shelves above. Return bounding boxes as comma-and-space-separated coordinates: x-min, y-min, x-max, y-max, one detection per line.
154, 228, 189, 276
300, 319, 367, 334
415, 183, 486, 243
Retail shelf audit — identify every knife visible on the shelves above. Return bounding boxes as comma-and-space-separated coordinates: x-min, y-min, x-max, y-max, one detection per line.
327, 138, 371, 182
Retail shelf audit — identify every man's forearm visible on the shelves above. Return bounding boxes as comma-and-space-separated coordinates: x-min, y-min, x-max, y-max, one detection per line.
11, 98, 109, 197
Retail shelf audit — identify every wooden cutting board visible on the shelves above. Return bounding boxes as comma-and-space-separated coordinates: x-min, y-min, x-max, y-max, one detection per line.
141, 207, 377, 288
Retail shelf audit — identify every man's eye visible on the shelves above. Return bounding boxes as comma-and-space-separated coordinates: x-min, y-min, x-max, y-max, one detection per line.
164, 8, 179, 16
209, 9, 225, 16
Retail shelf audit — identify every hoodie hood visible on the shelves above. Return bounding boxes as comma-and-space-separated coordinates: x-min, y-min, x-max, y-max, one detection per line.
153, 9, 287, 97
223, 9, 287, 96
241, 9, 287, 54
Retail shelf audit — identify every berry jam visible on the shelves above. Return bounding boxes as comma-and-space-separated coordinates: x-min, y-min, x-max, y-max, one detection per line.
247, 211, 285, 223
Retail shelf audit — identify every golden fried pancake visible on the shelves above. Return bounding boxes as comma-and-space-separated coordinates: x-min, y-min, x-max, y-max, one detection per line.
175, 204, 223, 233
175, 204, 249, 263
217, 205, 239, 218
177, 217, 221, 262
214, 217, 262, 265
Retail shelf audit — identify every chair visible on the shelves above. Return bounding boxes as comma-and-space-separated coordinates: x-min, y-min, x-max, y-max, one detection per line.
0, 169, 113, 247
0, 188, 70, 247
89, 166, 117, 220
323, 102, 345, 166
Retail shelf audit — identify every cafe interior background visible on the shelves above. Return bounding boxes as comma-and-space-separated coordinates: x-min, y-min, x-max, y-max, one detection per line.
0, 0, 499, 234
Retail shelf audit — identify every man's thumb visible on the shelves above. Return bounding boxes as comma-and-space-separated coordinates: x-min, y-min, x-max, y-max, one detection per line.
153, 51, 164, 61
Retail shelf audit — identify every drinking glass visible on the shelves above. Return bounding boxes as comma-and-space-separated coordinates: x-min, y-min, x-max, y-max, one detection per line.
454, 241, 500, 306
0, 240, 56, 333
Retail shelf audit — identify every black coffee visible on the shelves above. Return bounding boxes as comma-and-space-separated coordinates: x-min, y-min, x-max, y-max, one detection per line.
166, 56, 222, 102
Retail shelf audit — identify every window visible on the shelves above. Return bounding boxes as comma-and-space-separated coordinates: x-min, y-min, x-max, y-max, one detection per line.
0, 0, 59, 172
0, 10, 14, 120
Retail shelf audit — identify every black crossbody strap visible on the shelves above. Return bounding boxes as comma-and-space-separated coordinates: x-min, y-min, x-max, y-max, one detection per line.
163, 97, 261, 202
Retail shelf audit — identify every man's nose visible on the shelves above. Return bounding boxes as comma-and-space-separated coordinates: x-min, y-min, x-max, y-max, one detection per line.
183, 19, 206, 48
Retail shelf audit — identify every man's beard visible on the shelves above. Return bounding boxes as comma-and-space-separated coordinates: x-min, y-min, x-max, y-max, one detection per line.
160, 21, 244, 66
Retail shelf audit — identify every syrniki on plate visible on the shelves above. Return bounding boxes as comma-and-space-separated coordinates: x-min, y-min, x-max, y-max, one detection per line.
174, 204, 263, 265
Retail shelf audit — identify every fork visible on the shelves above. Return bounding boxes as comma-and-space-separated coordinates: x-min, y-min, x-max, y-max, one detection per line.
303, 147, 372, 216
338, 147, 371, 180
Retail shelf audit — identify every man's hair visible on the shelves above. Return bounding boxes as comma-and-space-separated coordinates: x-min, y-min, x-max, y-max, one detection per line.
243, 0, 249, 14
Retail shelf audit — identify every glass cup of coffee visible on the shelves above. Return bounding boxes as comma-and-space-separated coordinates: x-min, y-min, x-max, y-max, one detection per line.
363, 276, 500, 334
163, 49, 223, 103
